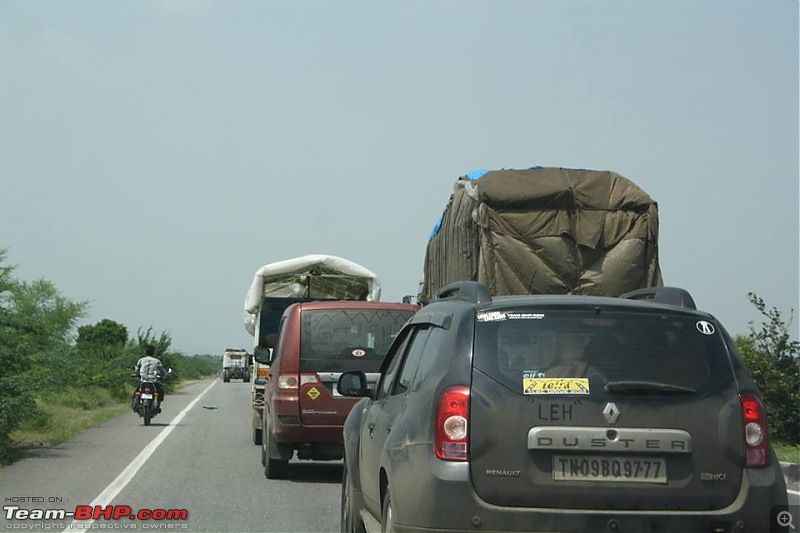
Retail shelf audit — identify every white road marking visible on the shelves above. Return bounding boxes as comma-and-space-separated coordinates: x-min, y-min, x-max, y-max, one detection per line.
69, 380, 218, 528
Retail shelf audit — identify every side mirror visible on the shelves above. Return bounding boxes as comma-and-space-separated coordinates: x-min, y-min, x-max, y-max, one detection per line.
337, 371, 369, 398
254, 347, 271, 365
260, 333, 277, 350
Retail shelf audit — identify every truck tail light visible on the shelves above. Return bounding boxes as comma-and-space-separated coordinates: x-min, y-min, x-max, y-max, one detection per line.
435, 386, 470, 461
740, 393, 769, 467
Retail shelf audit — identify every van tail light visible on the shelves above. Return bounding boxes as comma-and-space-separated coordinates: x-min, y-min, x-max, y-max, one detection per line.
435, 386, 470, 461
277, 373, 321, 390
740, 393, 769, 467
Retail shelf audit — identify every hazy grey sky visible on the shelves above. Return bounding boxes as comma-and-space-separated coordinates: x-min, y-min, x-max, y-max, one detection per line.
2, 1, 797, 356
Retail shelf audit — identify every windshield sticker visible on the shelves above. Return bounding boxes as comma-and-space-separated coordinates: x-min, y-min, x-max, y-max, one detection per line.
695, 321, 715, 335
524, 377, 590, 395
478, 311, 546, 322
477, 311, 507, 322
352, 349, 366, 357
524, 370, 546, 379
507, 312, 545, 320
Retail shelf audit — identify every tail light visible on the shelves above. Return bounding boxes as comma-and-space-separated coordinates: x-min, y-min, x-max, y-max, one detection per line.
277, 373, 321, 390
740, 393, 768, 467
435, 386, 470, 461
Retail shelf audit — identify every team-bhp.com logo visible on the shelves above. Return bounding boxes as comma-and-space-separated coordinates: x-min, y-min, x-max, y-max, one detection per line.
4, 505, 188, 528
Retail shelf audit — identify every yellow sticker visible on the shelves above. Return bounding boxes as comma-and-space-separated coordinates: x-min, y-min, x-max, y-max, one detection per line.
523, 378, 590, 395
307, 387, 320, 400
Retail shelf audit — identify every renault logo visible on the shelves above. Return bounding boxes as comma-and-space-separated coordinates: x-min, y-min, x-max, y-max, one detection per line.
603, 402, 620, 424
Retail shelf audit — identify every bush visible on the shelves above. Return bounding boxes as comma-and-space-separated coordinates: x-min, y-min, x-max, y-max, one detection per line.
735, 293, 800, 444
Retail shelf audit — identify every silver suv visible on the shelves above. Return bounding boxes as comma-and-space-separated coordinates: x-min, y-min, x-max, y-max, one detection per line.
338, 282, 789, 532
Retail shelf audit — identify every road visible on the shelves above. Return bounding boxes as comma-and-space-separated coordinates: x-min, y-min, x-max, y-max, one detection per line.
0, 379, 341, 532
0, 379, 797, 533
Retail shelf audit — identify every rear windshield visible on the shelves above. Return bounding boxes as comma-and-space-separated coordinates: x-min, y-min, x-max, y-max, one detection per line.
473, 307, 732, 395
300, 309, 415, 372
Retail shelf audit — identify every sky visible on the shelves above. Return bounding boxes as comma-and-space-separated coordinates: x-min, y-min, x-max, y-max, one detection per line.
1, 0, 797, 356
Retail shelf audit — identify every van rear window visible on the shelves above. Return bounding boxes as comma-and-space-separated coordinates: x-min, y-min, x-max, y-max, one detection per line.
300, 309, 414, 372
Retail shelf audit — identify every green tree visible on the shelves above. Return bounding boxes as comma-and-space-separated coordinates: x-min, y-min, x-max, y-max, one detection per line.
0, 250, 34, 460
736, 292, 800, 444
77, 319, 128, 347
134, 326, 172, 358
7, 279, 87, 344
0, 250, 88, 460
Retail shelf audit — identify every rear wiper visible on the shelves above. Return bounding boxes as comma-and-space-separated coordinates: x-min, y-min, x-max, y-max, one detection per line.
604, 381, 696, 394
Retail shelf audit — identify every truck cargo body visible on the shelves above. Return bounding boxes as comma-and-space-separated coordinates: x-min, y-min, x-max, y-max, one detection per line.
420, 167, 663, 303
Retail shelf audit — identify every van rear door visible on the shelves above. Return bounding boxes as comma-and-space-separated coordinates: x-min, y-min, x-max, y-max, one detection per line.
298, 308, 415, 425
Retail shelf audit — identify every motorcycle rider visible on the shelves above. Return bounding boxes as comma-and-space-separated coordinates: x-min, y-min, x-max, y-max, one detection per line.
133, 344, 167, 413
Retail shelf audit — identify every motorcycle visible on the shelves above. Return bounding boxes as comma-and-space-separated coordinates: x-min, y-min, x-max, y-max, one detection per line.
132, 369, 171, 426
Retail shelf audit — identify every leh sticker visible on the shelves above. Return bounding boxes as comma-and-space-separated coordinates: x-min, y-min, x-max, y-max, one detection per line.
523, 376, 590, 395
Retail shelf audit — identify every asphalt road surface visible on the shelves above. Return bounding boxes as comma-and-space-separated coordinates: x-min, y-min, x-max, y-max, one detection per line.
1, 378, 797, 533
0, 379, 341, 533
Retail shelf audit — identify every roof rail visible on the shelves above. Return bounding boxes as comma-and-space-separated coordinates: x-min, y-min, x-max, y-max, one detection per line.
436, 281, 492, 304
620, 287, 697, 310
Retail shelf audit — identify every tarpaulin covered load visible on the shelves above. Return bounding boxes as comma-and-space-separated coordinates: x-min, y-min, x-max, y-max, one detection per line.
420, 167, 663, 304
243, 254, 381, 336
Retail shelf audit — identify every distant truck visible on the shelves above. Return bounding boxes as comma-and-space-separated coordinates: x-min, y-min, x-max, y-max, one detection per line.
221, 348, 250, 383
242, 254, 382, 445
420, 167, 663, 303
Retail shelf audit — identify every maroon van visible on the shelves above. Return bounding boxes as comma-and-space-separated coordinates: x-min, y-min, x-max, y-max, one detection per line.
260, 300, 417, 479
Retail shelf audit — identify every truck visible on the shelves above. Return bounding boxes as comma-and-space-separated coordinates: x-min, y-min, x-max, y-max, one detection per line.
419, 166, 663, 303
242, 254, 382, 445
221, 348, 250, 383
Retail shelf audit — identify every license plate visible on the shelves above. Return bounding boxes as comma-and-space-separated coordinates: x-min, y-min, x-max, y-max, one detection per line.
553, 455, 667, 483
140, 393, 153, 400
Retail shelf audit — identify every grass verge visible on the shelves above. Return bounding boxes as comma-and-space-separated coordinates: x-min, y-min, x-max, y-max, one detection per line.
773, 441, 800, 464
9, 387, 130, 452
3, 378, 210, 466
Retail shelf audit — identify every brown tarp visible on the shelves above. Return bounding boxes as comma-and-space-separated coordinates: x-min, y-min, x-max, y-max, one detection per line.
421, 167, 663, 303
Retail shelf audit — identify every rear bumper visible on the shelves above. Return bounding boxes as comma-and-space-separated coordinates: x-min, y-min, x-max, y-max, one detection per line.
273, 422, 345, 445
386, 445, 789, 533
271, 397, 345, 446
